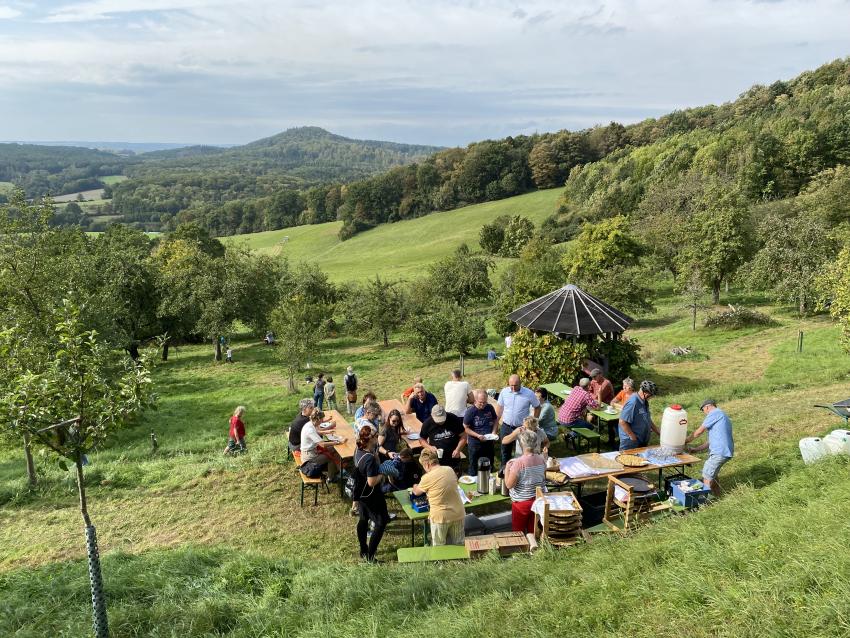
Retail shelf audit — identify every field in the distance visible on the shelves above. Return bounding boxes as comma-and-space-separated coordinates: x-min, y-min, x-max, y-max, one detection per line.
224, 188, 563, 282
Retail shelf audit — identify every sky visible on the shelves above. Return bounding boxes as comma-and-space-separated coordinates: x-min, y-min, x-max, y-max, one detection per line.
0, 0, 848, 147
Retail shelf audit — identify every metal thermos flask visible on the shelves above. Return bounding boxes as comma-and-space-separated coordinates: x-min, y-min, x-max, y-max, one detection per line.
477, 458, 491, 494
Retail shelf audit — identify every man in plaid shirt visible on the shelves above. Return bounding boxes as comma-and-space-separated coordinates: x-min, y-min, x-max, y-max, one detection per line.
557, 378, 598, 430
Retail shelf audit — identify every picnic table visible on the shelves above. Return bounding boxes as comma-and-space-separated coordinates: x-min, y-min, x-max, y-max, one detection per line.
323, 410, 356, 459
540, 382, 571, 400
378, 399, 423, 449
392, 479, 509, 546
555, 446, 700, 497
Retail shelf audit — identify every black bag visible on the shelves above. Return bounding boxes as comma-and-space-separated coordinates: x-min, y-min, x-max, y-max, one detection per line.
346, 452, 372, 501
345, 373, 357, 391
300, 460, 323, 478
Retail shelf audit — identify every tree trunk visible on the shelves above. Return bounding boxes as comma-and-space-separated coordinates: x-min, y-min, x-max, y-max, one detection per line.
23, 433, 37, 487
725, 279, 729, 293
76, 452, 109, 638
161, 340, 170, 361
692, 305, 697, 331
126, 343, 140, 360
712, 281, 721, 305
382, 329, 389, 347
214, 338, 222, 362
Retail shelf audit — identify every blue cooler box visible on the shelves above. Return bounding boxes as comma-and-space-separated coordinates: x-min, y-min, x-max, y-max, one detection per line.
671, 479, 711, 508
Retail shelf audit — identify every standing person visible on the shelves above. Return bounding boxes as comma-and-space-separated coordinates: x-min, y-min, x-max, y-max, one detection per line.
535, 387, 559, 439
343, 366, 358, 415
618, 380, 660, 452
300, 410, 344, 480
412, 449, 466, 546
463, 390, 499, 478
611, 378, 635, 410
503, 430, 547, 533
325, 376, 338, 412
224, 406, 247, 455
288, 398, 315, 454
686, 399, 735, 495
351, 427, 390, 562
589, 368, 614, 404
420, 405, 466, 474
313, 373, 326, 411
504, 334, 513, 350
405, 383, 438, 423
557, 378, 598, 431
495, 375, 540, 473
225, 347, 234, 363
443, 369, 473, 418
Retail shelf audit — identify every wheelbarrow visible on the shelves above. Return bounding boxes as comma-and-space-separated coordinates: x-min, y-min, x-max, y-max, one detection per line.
814, 398, 850, 426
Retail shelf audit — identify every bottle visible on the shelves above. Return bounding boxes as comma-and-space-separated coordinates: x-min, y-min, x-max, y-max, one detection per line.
476, 457, 491, 494
489, 476, 497, 495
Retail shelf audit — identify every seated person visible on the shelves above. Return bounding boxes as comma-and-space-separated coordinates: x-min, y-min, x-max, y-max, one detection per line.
405, 382, 438, 422
420, 404, 466, 474
300, 410, 344, 480
378, 409, 407, 461
382, 448, 422, 493
611, 377, 635, 409
557, 377, 598, 431
535, 387, 559, 439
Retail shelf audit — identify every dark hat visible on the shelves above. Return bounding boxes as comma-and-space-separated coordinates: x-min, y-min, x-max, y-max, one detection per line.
700, 398, 717, 410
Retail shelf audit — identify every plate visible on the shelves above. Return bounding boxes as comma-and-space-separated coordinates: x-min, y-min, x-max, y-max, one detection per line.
406, 432, 420, 440
605, 408, 617, 414
458, 475, 476, 484
482, 433, 499, 441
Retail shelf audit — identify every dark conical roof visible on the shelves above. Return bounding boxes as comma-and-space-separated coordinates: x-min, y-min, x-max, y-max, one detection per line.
506, 284, 633, 336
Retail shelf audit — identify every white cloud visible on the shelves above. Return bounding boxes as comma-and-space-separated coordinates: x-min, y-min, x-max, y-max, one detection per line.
1, 0, 849, 143
0, 6, 21, 19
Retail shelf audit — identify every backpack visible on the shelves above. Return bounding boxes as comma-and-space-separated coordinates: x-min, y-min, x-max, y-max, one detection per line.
344, 373, 357, 391
345, 451, 373, 501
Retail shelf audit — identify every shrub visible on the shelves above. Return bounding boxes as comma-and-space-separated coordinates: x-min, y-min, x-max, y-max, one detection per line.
501, 328, 588, 387
704, 305, 774, 329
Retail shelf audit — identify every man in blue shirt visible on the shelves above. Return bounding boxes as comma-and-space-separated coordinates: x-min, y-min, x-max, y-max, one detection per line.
686, 399, 734, 494
618, 380, 659, 451
496, 374, 540, 472
405, 383, 439, 423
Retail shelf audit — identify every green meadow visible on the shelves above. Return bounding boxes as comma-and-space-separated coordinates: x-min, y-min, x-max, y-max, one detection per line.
224, 188, 564, 282
2, 275, 850, 636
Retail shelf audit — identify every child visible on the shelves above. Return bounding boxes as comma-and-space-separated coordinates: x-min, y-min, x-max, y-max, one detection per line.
382, 448, 421, 492
225, 347, 234, 363
325, 376, 337, 411
224, 406, 247, 454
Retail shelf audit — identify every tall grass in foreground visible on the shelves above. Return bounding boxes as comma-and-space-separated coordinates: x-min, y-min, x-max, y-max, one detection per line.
3, 456, 849, 638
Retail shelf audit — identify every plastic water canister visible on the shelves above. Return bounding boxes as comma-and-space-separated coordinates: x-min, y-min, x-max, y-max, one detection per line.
660, 405, 688, 453
823, 430, 850, 455
799, 437, 829, 464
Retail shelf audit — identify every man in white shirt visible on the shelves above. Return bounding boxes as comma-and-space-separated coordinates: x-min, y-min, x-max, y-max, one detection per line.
443, 369, 473, 417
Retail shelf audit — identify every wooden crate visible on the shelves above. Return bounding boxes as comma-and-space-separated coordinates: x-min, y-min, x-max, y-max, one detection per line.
465, 535, 498, 558
534, 487, 584, 547
494, 531, 530, 556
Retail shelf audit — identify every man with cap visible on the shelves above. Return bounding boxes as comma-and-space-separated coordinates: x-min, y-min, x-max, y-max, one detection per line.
589, 368, 614, 404
686, 399, 735, 494
419, 404, 466, 475
618, 380, 660, 451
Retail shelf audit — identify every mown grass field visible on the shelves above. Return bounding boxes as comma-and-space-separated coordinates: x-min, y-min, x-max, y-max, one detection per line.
100, 175, 128, 185
223, 188, 564, 282
2, 279, 850, 636
0, 181, 14, 195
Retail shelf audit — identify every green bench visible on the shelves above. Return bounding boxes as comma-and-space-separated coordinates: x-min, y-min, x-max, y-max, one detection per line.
397, 545, 469, 563
565, 427, 601, 453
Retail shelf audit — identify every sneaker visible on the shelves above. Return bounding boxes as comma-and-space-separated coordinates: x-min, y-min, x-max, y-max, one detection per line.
350, 503, 360, 517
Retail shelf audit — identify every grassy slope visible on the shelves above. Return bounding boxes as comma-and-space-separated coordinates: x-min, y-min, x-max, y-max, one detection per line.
2, 287, 850, 635
223, 188, 564, 282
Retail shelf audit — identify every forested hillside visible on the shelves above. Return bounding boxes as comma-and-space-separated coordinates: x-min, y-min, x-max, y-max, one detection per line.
0, 143, 130, 199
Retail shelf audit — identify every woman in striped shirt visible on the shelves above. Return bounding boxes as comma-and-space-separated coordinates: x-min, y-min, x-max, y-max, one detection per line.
503, 428, 547, 533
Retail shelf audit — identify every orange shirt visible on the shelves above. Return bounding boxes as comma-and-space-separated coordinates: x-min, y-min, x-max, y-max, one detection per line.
613, 389, 634, 405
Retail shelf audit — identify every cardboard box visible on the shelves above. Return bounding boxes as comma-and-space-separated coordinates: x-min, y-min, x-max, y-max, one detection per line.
494, 531, 530, 556
465, 535, 498, 558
